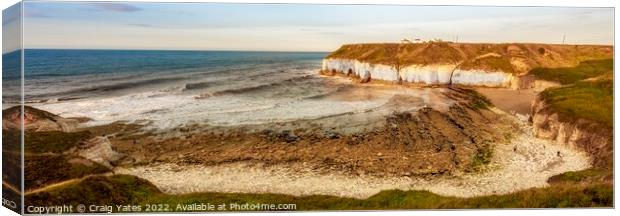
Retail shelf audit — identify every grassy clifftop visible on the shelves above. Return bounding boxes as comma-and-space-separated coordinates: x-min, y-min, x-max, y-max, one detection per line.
534, 59, 613, 170
326, 42, 612, 74
530, 58, 613, 84
536, 58, 613, 129
25, 174, 611, 212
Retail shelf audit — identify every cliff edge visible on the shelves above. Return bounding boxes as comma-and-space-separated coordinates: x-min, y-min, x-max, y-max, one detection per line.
321, 42, 612, 88
531, 77, 613, 168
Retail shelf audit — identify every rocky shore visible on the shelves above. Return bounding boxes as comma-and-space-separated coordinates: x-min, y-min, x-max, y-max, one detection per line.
115, 113, 590, 199
101, 87, 513, 178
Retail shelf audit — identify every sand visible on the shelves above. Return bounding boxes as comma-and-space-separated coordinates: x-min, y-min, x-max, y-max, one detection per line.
475, 87, 537, 115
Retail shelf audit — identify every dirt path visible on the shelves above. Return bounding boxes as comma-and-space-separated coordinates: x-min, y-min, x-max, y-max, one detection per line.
24, 173, 113, 196
2, 182, 21, 194
115, 113, 591, 199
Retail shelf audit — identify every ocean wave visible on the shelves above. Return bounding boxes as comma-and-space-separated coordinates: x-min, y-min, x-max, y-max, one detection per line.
4, 96, 84, 105
183, 81, 217, 91
211, 83, 280, 96
30, 76, 188, 100
301, 85, 352, 100
210, 75, 312, 96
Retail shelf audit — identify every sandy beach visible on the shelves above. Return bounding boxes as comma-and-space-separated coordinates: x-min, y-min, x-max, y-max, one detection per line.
475, 88, 537, 115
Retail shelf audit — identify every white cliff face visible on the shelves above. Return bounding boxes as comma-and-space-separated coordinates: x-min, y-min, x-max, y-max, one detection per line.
451, 69, 513, 87
323, 58, 394, 81
322, 58, 396, 81
400, 64, 454, 84
322, 58, 514, 87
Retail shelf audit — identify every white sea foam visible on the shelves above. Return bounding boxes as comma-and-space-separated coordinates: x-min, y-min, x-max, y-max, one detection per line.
36, 71, 449, 132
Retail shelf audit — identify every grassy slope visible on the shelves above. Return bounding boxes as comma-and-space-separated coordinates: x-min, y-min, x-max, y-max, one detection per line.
21, 128, 110, 190
24, 130, 92, 153
529, 59, 613, 84
25, 154, 109, 191
2, 106, 111, 191
25, 175, 160, 208
147, 183, 611, 210
24, 174, 612, 212
549, 169, 612, 185
533, 58, 613, 135
540, 77, 613, 128
530, 58, 614, 204
326, 43, 612, 73
536, 73, 614, 170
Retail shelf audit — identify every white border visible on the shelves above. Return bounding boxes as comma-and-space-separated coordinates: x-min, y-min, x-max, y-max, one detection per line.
0, 0, 617, 216
3, 0, 617, 7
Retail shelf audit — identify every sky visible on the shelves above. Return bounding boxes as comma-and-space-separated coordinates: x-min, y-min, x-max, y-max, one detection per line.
2, 2, 21, 53
2, 1, 615, 53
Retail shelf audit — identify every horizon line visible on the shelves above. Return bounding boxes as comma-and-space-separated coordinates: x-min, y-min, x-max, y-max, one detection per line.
3, 40, 615, 54
2, 48, 332, 54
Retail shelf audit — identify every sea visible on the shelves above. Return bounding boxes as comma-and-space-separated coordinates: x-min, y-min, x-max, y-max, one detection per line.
2, 49, 447, 132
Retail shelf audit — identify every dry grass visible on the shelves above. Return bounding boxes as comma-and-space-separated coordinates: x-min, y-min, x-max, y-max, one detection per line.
326, 42, 612, 74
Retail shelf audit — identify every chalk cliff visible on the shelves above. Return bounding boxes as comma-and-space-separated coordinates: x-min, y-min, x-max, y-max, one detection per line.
321, 42, 612, 88
531, 97, 612, 168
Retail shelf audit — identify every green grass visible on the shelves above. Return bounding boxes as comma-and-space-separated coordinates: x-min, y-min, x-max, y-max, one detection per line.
141, 182, 614, 209
470, 145, 493, 170
24, 130, 92, 154
443, 183, 612, 208
4, 119, 104, 191
529, 59, 613, 85
3, 128, 92, 154
553, 170, 599, 182
24, 174, 612, 212
25, 155, 110, 190
25, 175, 160, 211
547, 169, 612, 184
540, 77, 613, 128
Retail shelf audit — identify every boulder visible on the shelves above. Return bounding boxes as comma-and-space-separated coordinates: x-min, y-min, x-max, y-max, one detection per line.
359, 71, 371, 83
2, 106, 79, 132
74, 136, 125, 168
